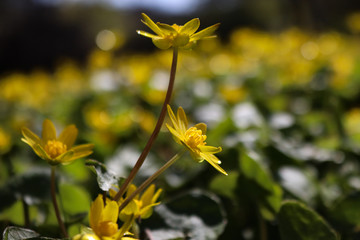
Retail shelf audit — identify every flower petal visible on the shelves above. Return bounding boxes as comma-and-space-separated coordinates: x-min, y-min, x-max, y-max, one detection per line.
42, 119, 57, 143
199, 145, 222, 154
140, 184, 155, 206
21, 127, 41, 147
64, 144, 94, 162
152, 37, 172, 50
194, 123, 207, 135
103, 200, 119, 223
180, 18, 200, 35
177, 107, 188, 134
190, 23, 220, 42
200, 152, 228, 175
58, 124, 78, 148
90, 195, 104, 230
136, 30, 159, 39
166, 124, 183, 144
33, 143, 51, 161
141, 13, 164, 37
55, 150, 74, 165
156, 23, 178, 34
167, 105, 180, 131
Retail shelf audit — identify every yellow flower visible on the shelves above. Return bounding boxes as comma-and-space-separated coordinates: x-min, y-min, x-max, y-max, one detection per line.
166, 105, 227, 175
110, 184, 162, 221
21, 119, 94, 165
89, 195, 120, 240
137, 13, 220, 50
72, 233, 136, 240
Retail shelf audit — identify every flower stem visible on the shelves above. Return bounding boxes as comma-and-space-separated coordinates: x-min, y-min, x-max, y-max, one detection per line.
118, 151, 183, 213
50, 166, 68, 238
21, 198, 30, 228
114, 47, 179, 202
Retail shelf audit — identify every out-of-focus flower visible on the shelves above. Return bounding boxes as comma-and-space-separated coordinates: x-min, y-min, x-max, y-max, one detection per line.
21, 119, 94, 165
110, 184, 162, 221
137, 13, 219, 50
0, 127, 12, 154
166, 105, 227, 175
72, 195, 137, 240
89, 195, 120, 239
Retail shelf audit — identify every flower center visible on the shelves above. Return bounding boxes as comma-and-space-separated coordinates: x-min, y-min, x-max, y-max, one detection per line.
98, 221, 118, 237
44, 140, 67, 159
184, 127, 206, 151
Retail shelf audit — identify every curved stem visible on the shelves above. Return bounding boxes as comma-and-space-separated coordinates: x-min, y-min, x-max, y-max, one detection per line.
114, 47, 179, 201
118, 151, 183, 213
50, 166, 68, 238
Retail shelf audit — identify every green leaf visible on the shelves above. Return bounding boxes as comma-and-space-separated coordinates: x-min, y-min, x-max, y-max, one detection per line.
238, 150, 282, 219
0, 169, 51, 211
278, 200, 338, 240
329, 192, 360, 226
239, 151, 273, 192
85, 159, 120, 191
3, 226, 39, 240
2, 226, 63, 240
59, 183, 91, 216
209, 171, 239, 199
148, 190, 227, 240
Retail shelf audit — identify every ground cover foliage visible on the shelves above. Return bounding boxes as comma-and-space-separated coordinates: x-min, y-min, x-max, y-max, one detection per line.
2, 16, 360, 239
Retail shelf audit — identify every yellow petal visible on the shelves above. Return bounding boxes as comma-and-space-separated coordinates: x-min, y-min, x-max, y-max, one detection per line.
200, 152, 228, 175
173, 34, 190, 47
156, 23, 178, 34
58, 124, 78, 148
194, 123, 207, 135
198, 145, 222, 154
136, 30, 158, 39
55, 150, 75, 165
139, 202, 160, 219
140, 184, 155, 206
90, 195, 104, 230
21, 127, 41, 147
152, 37, 172, 50
126, 184, 138, 199
102, 200, 119, 223
152, 188, 163, 203
190, 23, 220, 42
177, 107, 188, 134
66, 143, 94, 162
42, 119, 57, 143
33, 143, 51, 161
167, 105, 180, 131
120, 200, 139, 218
179, 18, 200, 35
141, 13, 164, 37
166, 124, 184, 144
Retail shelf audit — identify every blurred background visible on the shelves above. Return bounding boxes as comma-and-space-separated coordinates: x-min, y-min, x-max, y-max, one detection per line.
1, 0, 360, 73
3, 0, 360, 239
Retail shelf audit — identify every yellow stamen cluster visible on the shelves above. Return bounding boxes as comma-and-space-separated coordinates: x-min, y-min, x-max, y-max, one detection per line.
98, 221, 118, 237
44, 140, 67, 159
184, 127, 206, 152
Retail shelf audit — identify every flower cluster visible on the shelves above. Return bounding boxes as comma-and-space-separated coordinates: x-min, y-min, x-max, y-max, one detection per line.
137, 13, 219, 49
18, 12, 225, 240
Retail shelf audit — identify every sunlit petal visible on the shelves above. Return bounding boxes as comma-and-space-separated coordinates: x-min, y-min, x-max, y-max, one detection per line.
21, 127, 41, 147
180, 18, 200, 35
136, 30, 158, 39
141, 13, 164, 37
177, 107, 188, 133
157, 23, 178, 34
42, 119, 57, 143
190, 23, 220, 42
58, 124, 78, 148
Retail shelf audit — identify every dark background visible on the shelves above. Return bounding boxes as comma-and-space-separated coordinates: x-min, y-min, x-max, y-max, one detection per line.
1, 0, 360, 74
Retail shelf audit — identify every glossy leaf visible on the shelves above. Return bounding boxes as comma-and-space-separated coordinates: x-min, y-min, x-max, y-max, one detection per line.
278, 200, 338, 240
